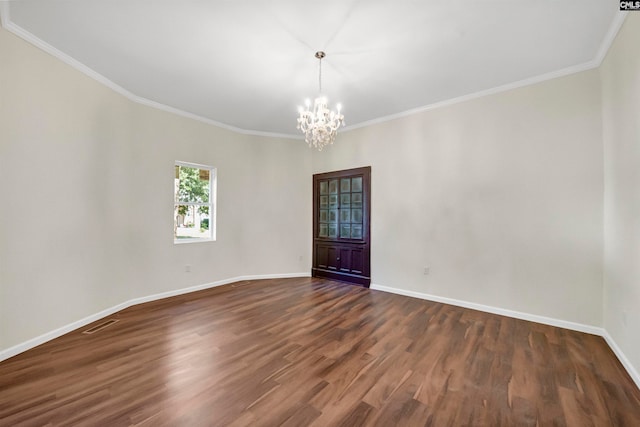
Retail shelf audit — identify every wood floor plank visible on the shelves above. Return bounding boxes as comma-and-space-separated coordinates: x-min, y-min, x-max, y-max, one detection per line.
0, 277, 639, 426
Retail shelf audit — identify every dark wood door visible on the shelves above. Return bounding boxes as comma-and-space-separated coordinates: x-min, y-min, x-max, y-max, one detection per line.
312, 167, 371, 287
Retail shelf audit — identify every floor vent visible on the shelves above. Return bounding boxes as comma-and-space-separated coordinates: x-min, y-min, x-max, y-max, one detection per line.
83, 319, 119, 334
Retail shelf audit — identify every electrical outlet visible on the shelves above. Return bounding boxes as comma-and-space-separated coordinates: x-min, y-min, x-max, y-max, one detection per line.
423, 266, 430, 275
185, 265, 191, 273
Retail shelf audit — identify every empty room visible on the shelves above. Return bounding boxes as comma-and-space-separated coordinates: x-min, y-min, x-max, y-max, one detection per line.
1, 0, 639, 425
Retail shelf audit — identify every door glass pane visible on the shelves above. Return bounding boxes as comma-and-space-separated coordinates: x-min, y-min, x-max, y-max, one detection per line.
351, 208, 362, 223
351, 176, 362, 192
329, 180, 339, 194
319, 210, 328, 223
319, 181, 328, 195
351, 193, 362, 208
351, 224, 363, 239
340, 209, 350, 223
329, 195, 338, 208
340, 224, 351, 238
328, 225, 338, 238
329, 210, 338, 223
320, 196, 328, 209
340, 194, 350, 207
340, 178, 351, 193
319, 224, 328, 237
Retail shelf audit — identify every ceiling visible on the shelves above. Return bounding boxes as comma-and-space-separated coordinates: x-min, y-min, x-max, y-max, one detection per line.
1, 1, 623, 137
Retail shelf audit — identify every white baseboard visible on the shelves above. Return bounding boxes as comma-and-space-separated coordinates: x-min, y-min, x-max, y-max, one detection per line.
602, 330, 640, 390
370, 283, 640, 390
0, 272, 310, 363
3, 274, 638, 393
370, 283, 604, 335
0, 302, 130, 363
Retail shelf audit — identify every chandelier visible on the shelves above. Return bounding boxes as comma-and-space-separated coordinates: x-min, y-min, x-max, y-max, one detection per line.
297, 51, 345, 151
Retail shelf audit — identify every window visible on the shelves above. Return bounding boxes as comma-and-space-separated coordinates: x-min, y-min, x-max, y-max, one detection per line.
174, 161, 216, 243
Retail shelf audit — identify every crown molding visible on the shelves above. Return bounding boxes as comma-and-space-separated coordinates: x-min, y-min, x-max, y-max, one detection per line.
339, 11, 630, 133
1, 3, 628, 140
0, 5, 300, 141
342, 57, 600, 133
595, 11, 628, 66
0, 1, 10, 28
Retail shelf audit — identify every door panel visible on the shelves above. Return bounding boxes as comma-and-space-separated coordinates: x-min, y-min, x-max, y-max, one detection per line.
339, 248, 351, 272
316, 245, 329, 269
327, 247, 339, 271
312, 167, 371, 287
350, 249, 364, 275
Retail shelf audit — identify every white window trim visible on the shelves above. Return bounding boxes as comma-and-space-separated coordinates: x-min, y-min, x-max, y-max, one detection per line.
174, 161, 217, 244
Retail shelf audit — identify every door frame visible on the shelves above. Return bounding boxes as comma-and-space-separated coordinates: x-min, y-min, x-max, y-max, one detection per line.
312, 166, 371, 287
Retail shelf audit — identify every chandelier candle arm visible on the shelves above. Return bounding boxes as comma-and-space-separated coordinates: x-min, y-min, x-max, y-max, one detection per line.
297, 51, 345, 151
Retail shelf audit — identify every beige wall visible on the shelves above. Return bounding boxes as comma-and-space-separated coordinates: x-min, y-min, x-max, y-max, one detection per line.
2, 11, 638, 385
313, 70, 604, 327
0, 26, 312, 351
601, 13, 640, 380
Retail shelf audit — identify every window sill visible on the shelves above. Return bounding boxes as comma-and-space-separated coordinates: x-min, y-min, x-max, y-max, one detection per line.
174, 238, 215, 245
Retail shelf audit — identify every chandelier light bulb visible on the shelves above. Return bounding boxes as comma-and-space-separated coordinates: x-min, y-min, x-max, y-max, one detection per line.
296, 51, 345, 151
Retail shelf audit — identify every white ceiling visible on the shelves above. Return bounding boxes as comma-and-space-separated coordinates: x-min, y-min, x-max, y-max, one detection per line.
2, 1, 623, 137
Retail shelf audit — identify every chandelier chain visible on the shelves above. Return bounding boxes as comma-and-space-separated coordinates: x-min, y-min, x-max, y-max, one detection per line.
318, 56, 322, 93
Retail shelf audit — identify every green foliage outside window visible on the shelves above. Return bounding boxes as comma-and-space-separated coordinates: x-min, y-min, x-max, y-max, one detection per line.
176, 166, 210, 215
174, 163, 214, 241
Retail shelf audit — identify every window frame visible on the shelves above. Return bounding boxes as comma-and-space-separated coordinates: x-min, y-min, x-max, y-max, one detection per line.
174, 160, 217, 244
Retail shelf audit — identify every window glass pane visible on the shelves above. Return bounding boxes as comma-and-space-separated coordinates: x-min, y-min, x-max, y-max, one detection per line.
340, 209, 350, 223
340, 194, 350, 207
351, 176, 362, 192
351, 225, 363, 239
319, 181, 329, 195
329, 180, 339, 194
329, 195, 338, 208
176, 165, 210, 203
319, 224, 328, 237
351, 208, 362, 223
340, 178, 351, 193
351, 193, 362, 208
320, 196, 328, 209
340, 224, 351, 238
329, 210, 338, 223
328, 225, 338, 238
319, 210, 328, 223
174, 162, 215, 243
174, 204, 211, 240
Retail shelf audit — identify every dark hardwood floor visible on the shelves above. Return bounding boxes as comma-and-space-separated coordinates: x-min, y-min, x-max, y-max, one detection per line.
1, 277, 639, 426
